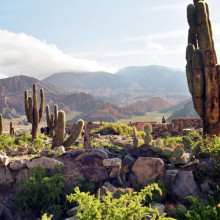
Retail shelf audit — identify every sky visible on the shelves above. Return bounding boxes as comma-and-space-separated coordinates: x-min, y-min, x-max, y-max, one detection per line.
0, 0, 219, 79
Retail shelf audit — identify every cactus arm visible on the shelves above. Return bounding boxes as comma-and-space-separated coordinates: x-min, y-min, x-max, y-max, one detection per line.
0, 114, 3, 135
24, 90, 30, 122
54, 104, 58, 129
33, 84, 39, 126
133, 127, 138, 148
39, 88, 44, 122
28, 96, 33, 124
63, 119, 84, 148
46, 105, 51, 128
54, 110, 66, 147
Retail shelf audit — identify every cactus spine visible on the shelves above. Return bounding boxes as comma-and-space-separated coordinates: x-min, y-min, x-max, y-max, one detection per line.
186, 1, 220, 136
24, 84, 44, 139
0, 114, 3, 135
53, 110, 84, 148
46, 104, 58, 136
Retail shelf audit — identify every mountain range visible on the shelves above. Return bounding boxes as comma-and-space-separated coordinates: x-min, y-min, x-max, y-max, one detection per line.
43, 65, 189, 106
0, 65, 198, 123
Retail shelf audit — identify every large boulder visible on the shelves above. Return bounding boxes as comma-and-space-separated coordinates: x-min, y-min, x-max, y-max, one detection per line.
132, 157, 165, 186
172, 171, 199, 200
26, 157, 64, 169
103, 158, 122, 167
10, 159, 28, 171
0, 167, 14, 185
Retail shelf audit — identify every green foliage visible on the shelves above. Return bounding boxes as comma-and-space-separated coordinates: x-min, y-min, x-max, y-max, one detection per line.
90, 123, 144, 138
75, 176, 95, 194
162, 134, 183, 146
183, 130, 220, 161
165, 204, 187, 220
66, 183, 175, 220
0, 134, 14, 149
185, 197, 220, 220
41, 213, 53, 220
91, 138, 113, 148
16, 165, 66, 218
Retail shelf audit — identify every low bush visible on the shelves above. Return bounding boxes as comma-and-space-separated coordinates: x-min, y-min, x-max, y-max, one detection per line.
66, 183, 175, 220
90, 123, 145, 138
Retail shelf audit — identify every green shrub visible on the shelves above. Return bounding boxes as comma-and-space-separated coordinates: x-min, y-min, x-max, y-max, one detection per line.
66, 183, 175, 220
75, 176, 95, 194
185, 196, 220, 220
162, 134, 183, 147
91, 123, 144, 138
17, 165, 66, 218
0, 134, 14, 149
41, 213, 53, 220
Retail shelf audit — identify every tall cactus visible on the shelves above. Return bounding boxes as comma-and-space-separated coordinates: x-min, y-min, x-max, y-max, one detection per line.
0, 114, 3, 135
46, 104, 58, 136
186, 0, 220, 136
52, 110, 84, 148
24, 84, 44, 139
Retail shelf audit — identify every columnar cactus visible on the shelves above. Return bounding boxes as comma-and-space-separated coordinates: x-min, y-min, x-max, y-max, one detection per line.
186, 0, 220, 136
144, 123, 153, 144
133, 127, 138, 148
53, 110, 84, 148
83, 121, 91, 148
46, 104, 58, 137
0, 114, 3, 135
24, 84, 44, 139
10, 122, 14, 135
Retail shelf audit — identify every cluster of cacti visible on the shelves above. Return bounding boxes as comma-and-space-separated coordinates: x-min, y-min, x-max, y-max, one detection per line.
186, 0, 220, 136
24, 84, 44, 139
144, 124, 153, 144
52, 110, 84, 148
10, 122, 15, 135
0, 114, 2, 135
46, 104, 58, 136
150, 140, 185, 159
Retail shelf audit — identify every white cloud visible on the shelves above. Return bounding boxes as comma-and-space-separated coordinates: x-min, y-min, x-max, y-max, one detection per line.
0, 28, 113, 79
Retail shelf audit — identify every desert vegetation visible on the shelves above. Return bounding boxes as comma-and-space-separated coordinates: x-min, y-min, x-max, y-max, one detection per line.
0, 0, 219, 220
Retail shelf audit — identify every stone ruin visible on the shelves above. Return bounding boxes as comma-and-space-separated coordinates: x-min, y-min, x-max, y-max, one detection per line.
66, 118, 203, 138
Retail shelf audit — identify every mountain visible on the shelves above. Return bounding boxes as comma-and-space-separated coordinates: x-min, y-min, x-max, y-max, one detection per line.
0, 75, 146, 122
42, 65, 189, 106
124, 97, 173, 115
167, 100, 199, 122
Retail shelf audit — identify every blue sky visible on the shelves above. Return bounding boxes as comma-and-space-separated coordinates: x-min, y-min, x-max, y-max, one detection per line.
0, 0, 219, 78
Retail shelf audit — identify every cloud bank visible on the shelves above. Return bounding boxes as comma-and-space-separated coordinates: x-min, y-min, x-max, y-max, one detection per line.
0, 28, 112, 79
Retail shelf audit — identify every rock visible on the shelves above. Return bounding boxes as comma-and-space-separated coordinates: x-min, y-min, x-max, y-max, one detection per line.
0, 167, 14, 184
15, 169, 28, 181
172, 171, 199, 200
26, 157, 64, 169
103, 158, 122, 167
171, 152, 193, 165
70, 148, 86, 157
65, 216, 78, 220
200, 183, 210, 192
164, 170, 178, 190
75, 152, 90, 161
0, 155, 9, 166
14, 144, 28, 156
152, 203, 165, 216
28, 146, 36, 154
4, 145, 14, 156
139, 144, 151, 152
0, 150, 6, 156
131, 148, 140, 158
122, 154, 136, 170
109, 166, 120, 177
9, 159, 27, 171
56, 146, 65, 154
93, 134, 101, 138
80, 166, 108, 183
67, 206, 79, 217
78, 155, 103, 167
132, 157, 164, 186
90, 149, 108, 159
